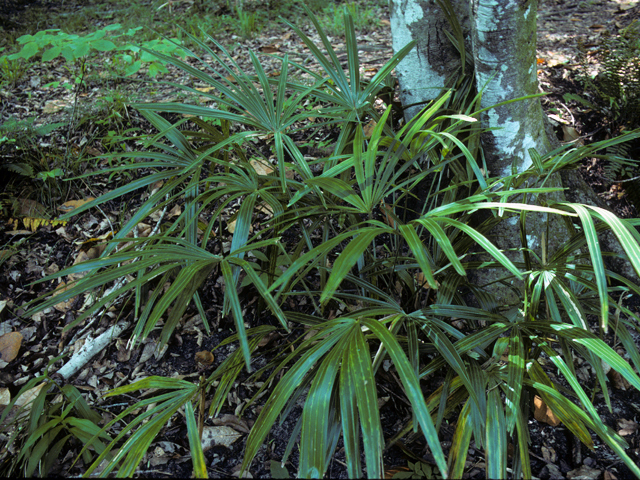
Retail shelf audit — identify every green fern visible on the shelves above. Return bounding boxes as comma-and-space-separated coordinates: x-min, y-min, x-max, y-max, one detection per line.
1, 161, 34, 177
577, 20, 640, 129
603, 142, 633, 181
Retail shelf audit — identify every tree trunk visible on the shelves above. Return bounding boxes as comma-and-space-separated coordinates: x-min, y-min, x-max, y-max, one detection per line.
390, 0, 639, 302
391, 0, 552, 177
471, 0, 553, 178
389, 0, 471, 121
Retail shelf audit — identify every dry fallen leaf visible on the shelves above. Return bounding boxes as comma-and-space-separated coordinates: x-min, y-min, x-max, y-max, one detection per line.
616, 418, 638, 436
363, 119, 377, 138
609, 370, 631, 390
0, 250, 14, 263
67, 251, 94, 283
139, 341, 157, 364
231, 464, 253, 478
201, 425, 242, 450
0, 332, 22, 363
260, 44, 280, 54
567, 465, 601, 480
51, 281, 77, 313
533, 395, 561, 426
604, 470, 619, 480
562, 125, 582, 144
250, 158, 274, 176
149, 445, 170, 467
42, 99, 70, 113
58, 197, 96, 214
545, 52, 569, 67
167, 204, 182, 219
541, 445, 557, 463
0, 387, 10, 406
116, 338, 133, 363
17, 198, 48, 217
195, 86, 215, 93
4, 382, 48, 422
212, 414, 251, 434
414, 272, 440, 290
380, 202, 396, 228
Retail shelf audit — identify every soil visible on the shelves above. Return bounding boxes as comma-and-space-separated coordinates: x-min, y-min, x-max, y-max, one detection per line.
1, 0, 640, 479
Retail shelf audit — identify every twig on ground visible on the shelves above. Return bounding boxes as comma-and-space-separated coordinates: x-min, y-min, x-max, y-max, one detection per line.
55, 195, 171, 379
57, 320, 130, 380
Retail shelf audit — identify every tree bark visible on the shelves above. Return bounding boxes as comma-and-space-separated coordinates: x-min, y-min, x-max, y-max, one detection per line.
390, 0, 639, 303
389, 0, 471, 121
471, 0, 553, 178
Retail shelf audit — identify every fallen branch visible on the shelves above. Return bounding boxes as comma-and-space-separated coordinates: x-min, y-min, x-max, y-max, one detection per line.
57, 320, 130, 380
55, 195, 171, 380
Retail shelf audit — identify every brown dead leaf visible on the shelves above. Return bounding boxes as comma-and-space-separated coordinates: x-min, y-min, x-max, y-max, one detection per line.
0, 332, 22, 363
0, 387, 10, 406
604, 470, 619, 480
545, 52, 569, 67
139, 341, 157, 363
415, 272, 440, 290
195, 350, 215, 366
303, 328, 319, 341
85, 244, 107, 259
260, 44, 280, 54
616, 418, 638, 436
255, 203, 274, 216
562, 125, 582, 144
201, 425, 242, 450
17, 198, 48, 217
148, 180, 164, 196
116, 338, 133, 363
231, 464, 253, 478
52, 280, 77, 312
195, 86, 215, 93
211, 414, 251, 434
5, 382, 48, 422
15, 382, 46, 408
541, 445, 557, 463
68, 250, 93, 283
167, 204, 182, 219
250, 158, 274, 176
567, 465, 601, 480
257, 331, 280, 348
285, 165, 296, 180
58, 197, 96, 214
609, 370, 631, 390
533, 395, 561, 426
43, 99, 70, 113
363, 119, 377, 139
380, 202, 396, 228
149, 445, 170, 467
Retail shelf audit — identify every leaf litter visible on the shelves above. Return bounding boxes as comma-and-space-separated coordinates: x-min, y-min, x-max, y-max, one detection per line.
0, 0, 639, 478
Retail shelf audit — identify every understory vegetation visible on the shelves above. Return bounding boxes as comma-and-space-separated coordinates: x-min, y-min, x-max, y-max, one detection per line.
2, 1, 640, 479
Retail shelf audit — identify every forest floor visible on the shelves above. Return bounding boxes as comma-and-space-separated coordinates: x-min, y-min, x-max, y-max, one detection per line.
1, 0, 640, 478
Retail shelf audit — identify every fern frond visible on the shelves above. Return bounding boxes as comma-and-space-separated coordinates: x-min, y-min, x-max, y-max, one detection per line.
1, 162, 34, 177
